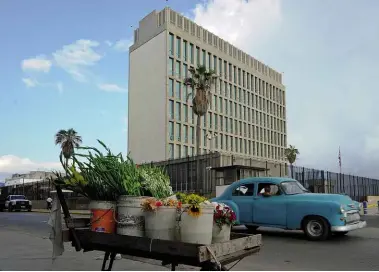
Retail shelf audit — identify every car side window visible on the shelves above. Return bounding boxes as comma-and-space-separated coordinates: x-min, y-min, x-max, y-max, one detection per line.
232, 184, 255, 196
258, 183, 281, 196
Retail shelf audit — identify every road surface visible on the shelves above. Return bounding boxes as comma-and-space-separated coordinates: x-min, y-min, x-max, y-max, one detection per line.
1, 212, 379, 270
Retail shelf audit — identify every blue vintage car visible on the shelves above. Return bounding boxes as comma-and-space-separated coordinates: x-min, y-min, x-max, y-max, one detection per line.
211, 177, 367, 241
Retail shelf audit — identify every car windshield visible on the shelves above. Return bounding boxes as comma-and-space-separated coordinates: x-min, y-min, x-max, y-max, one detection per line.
11, 195, 26, 200
280, 181, 308, 195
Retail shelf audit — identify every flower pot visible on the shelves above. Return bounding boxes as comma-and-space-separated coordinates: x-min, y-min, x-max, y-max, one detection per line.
144, 206, 177, 241
179, 204, 214, 244
116, 195, 149, 237
89, 201, 116, 233
212, 223, 231, 243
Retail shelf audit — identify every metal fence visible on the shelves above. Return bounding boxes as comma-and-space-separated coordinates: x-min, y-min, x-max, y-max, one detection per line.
1, 180, 56, 201
290, 165, 379, 201
146, 153, 220, 197
2, 156, 378, 202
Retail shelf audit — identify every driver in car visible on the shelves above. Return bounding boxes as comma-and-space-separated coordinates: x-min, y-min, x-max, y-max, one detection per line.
259, 185, 272, 196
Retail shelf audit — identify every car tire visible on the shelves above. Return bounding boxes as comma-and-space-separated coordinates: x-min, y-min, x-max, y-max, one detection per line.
246, 225, 259, 233
28, 208, 32, 212
303, 216, 331, 241
8, 205, 12, 212
334, 231, 348, 236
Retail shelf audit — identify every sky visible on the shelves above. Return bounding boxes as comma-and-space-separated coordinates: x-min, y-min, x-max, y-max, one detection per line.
0, 0, 378, 180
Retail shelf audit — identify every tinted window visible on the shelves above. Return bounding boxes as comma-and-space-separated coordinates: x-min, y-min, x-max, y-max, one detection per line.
232, 184, 255, 196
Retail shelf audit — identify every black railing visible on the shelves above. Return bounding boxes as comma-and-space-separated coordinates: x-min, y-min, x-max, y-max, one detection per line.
290, 165, 379, 201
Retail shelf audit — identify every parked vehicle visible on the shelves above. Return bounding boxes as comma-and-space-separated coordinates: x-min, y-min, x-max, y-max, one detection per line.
211, 177, 367, 241
0, 194, 32, 212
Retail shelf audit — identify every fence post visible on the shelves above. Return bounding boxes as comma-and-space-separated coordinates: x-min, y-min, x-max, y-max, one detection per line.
302, 167, 305, 186
363, 201, 368, 215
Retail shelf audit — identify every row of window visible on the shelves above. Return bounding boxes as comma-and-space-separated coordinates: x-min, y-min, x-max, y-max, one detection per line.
168, 74, 285, 119
168, 121, 286, 148
168, 100, 287, 134
167, 139, 286, 160
168, 33, 285, 105
165, 10, 282, 84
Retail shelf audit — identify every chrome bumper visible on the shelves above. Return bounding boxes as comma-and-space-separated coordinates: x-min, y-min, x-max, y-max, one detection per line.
331, 220, 367, 232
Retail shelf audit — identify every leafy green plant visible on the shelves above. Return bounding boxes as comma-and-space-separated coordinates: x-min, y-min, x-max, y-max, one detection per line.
52, 139, 174, 201
139, 165, 173, 199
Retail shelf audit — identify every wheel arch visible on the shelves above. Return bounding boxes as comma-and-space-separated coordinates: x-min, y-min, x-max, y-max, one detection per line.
301, 214, 331, 229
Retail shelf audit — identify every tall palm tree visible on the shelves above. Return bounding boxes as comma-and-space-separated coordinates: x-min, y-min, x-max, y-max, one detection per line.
284, 145, 299, 178
55, 128, 82, 169
184, 65, 217, 192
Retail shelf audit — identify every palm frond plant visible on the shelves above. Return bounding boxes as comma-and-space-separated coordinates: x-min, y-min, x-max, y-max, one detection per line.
55, 128, 82, 170
284, 145, 300, 178
184, 65, 217, 191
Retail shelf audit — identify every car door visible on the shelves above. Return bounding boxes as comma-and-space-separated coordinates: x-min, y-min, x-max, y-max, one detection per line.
230, 183, 255, 224
252, 183, 287, 226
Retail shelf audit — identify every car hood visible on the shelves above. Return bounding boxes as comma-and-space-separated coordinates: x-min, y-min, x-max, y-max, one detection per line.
290, 193, 357, 209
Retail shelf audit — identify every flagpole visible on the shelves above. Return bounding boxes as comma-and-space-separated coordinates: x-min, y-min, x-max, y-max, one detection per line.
338, 146, 342, 175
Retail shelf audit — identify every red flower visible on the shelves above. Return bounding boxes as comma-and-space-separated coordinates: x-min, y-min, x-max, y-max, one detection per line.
156, 201, 163, 207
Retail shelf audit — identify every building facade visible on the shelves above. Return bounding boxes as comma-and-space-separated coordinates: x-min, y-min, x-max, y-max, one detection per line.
128, 7, 287, 167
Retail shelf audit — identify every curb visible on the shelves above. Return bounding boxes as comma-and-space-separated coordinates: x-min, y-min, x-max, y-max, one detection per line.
32, 210, 90, 215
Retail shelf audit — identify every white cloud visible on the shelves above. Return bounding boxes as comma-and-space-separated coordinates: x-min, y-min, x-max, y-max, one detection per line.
105, 40, 113, 47
98, 83, 127, 93
22, 77, 39, 88
191, 0, 282, 52
21, 55, 52, 73
189, 0, 379, 178
113, 38, 133, 52
52, 39, 103, 82
0, 155, 61, 173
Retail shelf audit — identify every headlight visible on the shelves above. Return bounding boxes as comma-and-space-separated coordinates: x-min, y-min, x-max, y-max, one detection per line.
340, 205, 345, 214
29, 201, 32, 205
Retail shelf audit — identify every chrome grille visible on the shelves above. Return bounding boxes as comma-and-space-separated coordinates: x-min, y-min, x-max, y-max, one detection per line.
346, 212, 360, 223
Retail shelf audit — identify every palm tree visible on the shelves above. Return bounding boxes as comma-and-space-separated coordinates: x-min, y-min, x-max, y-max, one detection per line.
55, 128, 82, 169
184, 65, 217, 191
284, 145, 299, 178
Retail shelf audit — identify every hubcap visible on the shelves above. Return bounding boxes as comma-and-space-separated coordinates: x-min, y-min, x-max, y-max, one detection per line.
307, 220, 323, 237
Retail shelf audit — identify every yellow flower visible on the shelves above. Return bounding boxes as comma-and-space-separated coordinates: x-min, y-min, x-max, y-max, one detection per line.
187, 205, 202, 217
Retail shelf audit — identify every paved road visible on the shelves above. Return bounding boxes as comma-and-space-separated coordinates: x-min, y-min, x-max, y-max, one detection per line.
1, 212, 379, 270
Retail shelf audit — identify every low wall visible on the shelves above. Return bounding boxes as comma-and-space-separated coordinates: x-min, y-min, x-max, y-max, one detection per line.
31, 198, 89, 210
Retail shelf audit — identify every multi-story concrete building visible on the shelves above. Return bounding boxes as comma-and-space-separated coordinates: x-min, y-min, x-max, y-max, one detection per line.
128, 7, 287, 169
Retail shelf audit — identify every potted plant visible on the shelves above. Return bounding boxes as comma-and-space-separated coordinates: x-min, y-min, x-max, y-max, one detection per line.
212, 203, 238, 243
141, 197, 179, 240
54, 140, 144, 234
176, 193, 214, 244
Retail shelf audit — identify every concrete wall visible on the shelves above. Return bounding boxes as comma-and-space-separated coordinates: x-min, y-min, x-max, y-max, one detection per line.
128, 30, 168, 164
31, 198, 89, 210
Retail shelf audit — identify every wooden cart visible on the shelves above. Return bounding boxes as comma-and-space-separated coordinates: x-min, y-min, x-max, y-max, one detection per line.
56, 186, 262, 271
